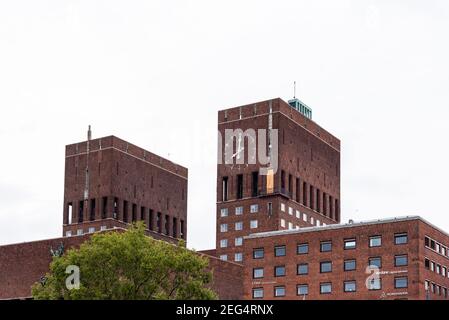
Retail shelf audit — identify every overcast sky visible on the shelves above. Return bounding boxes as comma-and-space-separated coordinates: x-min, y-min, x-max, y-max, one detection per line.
1, 0, 448, 250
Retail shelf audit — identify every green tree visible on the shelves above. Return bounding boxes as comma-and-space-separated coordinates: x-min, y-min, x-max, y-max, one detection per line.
32, 222, 217, 300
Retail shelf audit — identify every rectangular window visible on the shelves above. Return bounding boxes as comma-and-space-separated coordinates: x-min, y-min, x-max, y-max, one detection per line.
297, 264, 309, 275
425, 237, 430, 248
395, 233, 408, 245
132, 204, 137, 222
303, 213, 307, 222
297, 243, 309, 255
250, 204, 259, 213
288, 207, 293, 215
316, 188, 321, 213
250, 220, 258, 229
297, 285, 309, 296
235, 253, 243, 262
395, 255, 408, 267
267, 202, 273, 216
424, 258, 430, 269
344, 259, 357, 271
220, 208, 229, 217
275, 266, 286, 277
164, 214, 169, 235
274, 286, 286, 297
395, 277, 408, 289
369, 278, 382, 291
369, 236, 382, 247
275, 245, 286, 257
100, 226, 107, 231
222, 177, 229, 201
252, 171, 259, 197
220, 223, 228, 232
281, 170, 286, 190
280, 219, 286, 228
235, 237, 243, 246
288, 174, 293, 196
236, 174, 243, 199
320, 241, 332, 252
296, 178, 300, 202
235, 221, 243, 231
101, 197, 108, 219
219, 255, 227, 261
369, 257, 382, 269
302, 182, 307, 206
235, 206, 243, 215
296, 210, 300, 219
157, 212, 162, 233
90, 199, 96, 221
344, 281, 357, 293
309, 185, 314, 210
78, 201, 85, 223
141, 206, 146, 222
280, 203, 286, 212
123, 201, 129, 223
67, 202, 73, 224
253, 248, 264, 259
148, 209, 154, 230
344, 238, 357, 250
253, 268, 264, 279
88, 227, 95, 234
65, 231, 72, 237
77, 229, 83, 236
320, 283, 332, 295
252, 288, 264, 299
320, 261, 332, 273
113, 198, 118, 219
220, 239, 228, 248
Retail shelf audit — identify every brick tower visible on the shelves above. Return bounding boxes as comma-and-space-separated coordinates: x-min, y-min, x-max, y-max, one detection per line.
62, 127, 188, 244
216, 98, 341, 262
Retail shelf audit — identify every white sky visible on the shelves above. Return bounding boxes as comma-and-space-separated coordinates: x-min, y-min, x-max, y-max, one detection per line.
1, 0, 449, 250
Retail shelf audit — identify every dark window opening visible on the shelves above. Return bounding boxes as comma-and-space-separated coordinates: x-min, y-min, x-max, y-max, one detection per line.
89, 199, 96, 221
149, 209, 154, 231
309, 185, 314, 210
222, 177, 229, 201
140, 206, 146, 221
157, 212, 162, 233
165, 215, 170, 235
329, 196, 334, 219
78, 200, 84, 223
296, 178, 300, 202
252, 171, 259, 197
316, 189, 321, 213
236, 174, 243, 199
323, 193, 327, 216
303, 182, 307, 206
281, 170, 286, 190
132, 204, 137, 222
173, 217, 178, 238
123, 201, 129, 223
288, 174, 293, 196
267, 202, 273, 216
102, 197, 107, 219
180, 219, 185, 239
335, 199, 339, 221
113, 197, 118, 219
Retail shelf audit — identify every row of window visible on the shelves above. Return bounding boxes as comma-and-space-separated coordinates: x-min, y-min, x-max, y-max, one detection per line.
252, 256, 408, 279
424, 258, 449, 279
252, 278, 408, 299
425, 280, 449, 299
425, 236, 449, 259
65, 225, 108, 237
67, 198, 185, 239
280, 203, 326, 227
220, 220, 258, 233
220, 205, 259, 217
219, 253, 243, 263
220, 237, 244, 248
221, 172, 340, 221
253, 233, 408, 258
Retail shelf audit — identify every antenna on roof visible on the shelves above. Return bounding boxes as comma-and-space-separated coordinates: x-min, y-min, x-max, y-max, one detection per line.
293, 81, 296, 99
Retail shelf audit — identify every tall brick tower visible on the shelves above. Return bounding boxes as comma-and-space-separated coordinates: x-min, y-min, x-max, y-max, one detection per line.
216, 98, 340, 262
62, 128, 188, 244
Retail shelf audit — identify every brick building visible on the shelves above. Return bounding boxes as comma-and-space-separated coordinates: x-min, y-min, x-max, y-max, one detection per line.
62, 130, 187, 243
243, 216, 449, 300
215, 98, 341, 263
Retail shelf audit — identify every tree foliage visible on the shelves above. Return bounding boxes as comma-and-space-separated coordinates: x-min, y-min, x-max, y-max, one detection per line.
32, 223, 217, 300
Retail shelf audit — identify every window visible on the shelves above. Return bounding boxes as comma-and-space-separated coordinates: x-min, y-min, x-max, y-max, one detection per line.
368, 278, 382, 290
253, 248, 264, 259
369, 236, 382, 247
297, 285, 309, 296
297, 243, 309, 255
267, 202, 273, 216
274, 286, 286, 297
100, 226, 107, 231
252, 288, 263, 299
344, 259, 356, 271
180, 219, 185, 239
320, 261, 332, 273
443, 267, 447, 277
89, 199, 96, 221
395, 277, 408, 289
395, 255, 408, 267
78, 200, 84, 223
321, 241, 332, 252
424, 258, 430, 269
77, 229, 83, 236
88, 227, 95, 233
220, 208, 228, 217
235, 222, 243, 231
316, 220, 320, 227
222, 177, 229, 201
425, 237, 430, 247
303, 213, 307, 222
164, 214, 170, 235
172, 217, 177, 238
288, 222, 293, 230
395, 233, 408, 245
220, 239, 228, 248
281, 203, 286, 212
430, 261, 435, 272
320, 283, 332, 294
65, 231, 72, 237
369, 257, 382, 269
275, 266, 286, 277
236, 174, 243, 199
250, 204, 258, 213
344, 238, 357, 250
235, 253, 243, 262
344, 281, 357, 293
251, 171, 259, 197
288, 207, 293, 215
436, 264, 441, 274
220, 223, 228, 233
296, 210, 300, 219
280, 219, 286, 228
250, 220, 258, 229
235, 207, 243, 215
219, 255, 228, 261
275, 246, 286, 257
67, 202, 73, 224
310, 217, 314, 225
297, 264, 309, 275
235, 237, 243, 247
